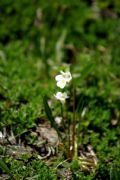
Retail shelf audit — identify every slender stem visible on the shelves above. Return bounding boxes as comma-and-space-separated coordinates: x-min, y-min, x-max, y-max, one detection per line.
68, 113, 72, 159
72, 85, 76, 158
60, 102, 66, 127
60, 102, 63, 118
65, 102, 70, 143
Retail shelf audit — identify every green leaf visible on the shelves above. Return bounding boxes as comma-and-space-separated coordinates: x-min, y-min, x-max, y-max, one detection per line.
76, 94, 85, 115
80, 63, 95, 81
0, 158, 13, 178
43, 96, 60, 136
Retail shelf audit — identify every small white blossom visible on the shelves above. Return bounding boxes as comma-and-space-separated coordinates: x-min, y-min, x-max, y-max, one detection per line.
55, 116, 62, 125
60, 71, 72, 83
55, 70, 72, 89
55, 75, 66, 89
54, 92, 68, 103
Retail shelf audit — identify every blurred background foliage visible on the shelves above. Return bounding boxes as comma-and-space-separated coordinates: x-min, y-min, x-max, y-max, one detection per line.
0, 0, 120, 54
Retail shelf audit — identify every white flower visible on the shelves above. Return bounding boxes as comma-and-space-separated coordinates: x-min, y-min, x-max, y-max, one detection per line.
55, 116, 62, 125
54, 92, 68, 103
55, 71, 72, 89
55, 75, 66, 89
60, 71, 72, 83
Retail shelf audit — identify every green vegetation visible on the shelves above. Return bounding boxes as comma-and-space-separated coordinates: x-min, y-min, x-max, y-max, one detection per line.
0, 0, 120, 179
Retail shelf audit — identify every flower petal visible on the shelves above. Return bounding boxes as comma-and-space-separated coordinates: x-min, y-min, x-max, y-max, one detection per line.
54, 91, 68, 103
55, 74, 63, 81
56, 79, 66, 89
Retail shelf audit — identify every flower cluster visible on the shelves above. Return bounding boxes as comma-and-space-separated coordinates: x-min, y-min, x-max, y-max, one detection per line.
54, 70, 72, 103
